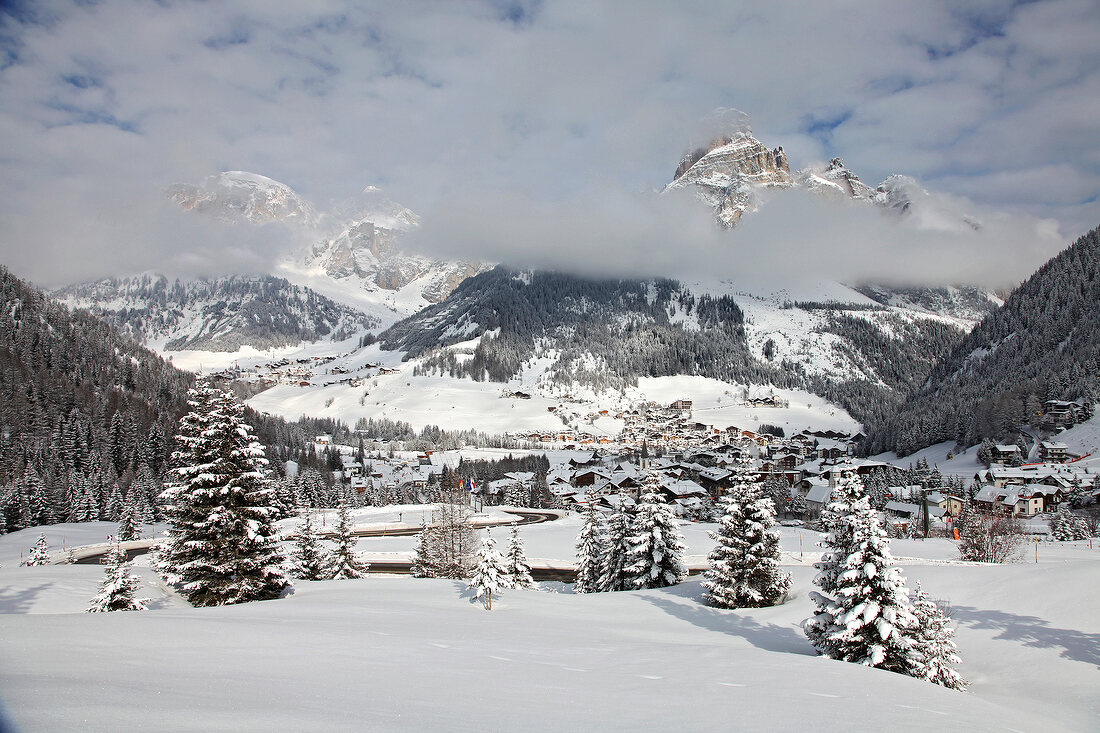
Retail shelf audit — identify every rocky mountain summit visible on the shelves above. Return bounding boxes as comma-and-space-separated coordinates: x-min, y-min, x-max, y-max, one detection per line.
666, 131, 792, 227
668, 116, 981, 234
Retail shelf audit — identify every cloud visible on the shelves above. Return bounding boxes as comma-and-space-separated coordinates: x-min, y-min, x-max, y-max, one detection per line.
407, 184, 1065, 290
0, 0, 1096, 286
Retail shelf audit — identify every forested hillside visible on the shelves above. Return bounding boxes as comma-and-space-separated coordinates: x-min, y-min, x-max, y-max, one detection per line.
381, 267, 963, 423
0, 266, 344, 533
868, 226, 1100, 456
0, 265, 193, 528
382, 268, 785, 393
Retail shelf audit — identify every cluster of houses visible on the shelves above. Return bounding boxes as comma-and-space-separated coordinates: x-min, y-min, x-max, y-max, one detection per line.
969, 463, 1094, 517
310, 390, 1096, 533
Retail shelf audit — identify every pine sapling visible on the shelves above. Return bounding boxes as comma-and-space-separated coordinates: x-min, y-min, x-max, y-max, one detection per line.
504, 526, 534, 589
703, 477, 790, 609
625, 477, 687, 590
910, 582, 967, 691
291, 510, 332, 581
87, 541, 147, 613
470, 530, 507, 610
23, 534, 50, 566
329, 500, 369, 580
574, 499, 607, 593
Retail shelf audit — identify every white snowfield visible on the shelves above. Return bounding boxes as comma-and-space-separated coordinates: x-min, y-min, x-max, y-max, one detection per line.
1, 519, 1099, 731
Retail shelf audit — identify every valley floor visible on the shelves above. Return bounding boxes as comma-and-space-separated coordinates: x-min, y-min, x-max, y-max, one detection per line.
1, 519, 1098, 731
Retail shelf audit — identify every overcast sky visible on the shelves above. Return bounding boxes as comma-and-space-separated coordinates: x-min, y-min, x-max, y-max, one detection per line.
0, 0, 1097, 287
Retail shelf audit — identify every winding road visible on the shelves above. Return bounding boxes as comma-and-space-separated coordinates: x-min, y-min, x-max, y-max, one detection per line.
73, 507, 571, 578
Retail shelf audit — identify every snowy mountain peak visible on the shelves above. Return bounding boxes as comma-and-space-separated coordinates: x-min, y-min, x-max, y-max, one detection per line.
166, 171, 321, 228
330, 185, 421, 233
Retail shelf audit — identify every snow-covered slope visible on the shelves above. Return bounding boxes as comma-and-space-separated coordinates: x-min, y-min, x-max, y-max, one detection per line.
56, 273, 378, 351
2, 521, 1097, 731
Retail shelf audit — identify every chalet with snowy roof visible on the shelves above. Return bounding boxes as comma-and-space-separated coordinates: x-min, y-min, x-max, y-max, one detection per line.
991, 444, 1022, 463
697, 467, 733, 495
569, 451, 601, 467
1042, 400, 1080, 428
974, 483, 1060, 517
572, 468, 610, 488
1040, 442, 1069, 463
598, 493, 636, 511
804, 483, 833, 520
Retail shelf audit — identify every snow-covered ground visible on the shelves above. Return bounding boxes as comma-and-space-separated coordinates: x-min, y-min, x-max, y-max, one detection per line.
2, 517, 1099, 731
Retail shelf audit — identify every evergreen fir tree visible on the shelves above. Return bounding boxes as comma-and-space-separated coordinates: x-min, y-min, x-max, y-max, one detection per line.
328, 499, 369, 579
23, 533, 50, 566
104, 481, 124, 522
157, 380, 289, 607
87, 541, 146, 613
600, 501, 633, 592
703, 468, 790, 609
805, 472, 919, 674
117, 503, 140, 542
625, 476, 687, 590
290, 510, 331, 581
469, 530, 507, 610
503, 525, 534, 589
910, 582, 967, 690
574, 498, 607, 593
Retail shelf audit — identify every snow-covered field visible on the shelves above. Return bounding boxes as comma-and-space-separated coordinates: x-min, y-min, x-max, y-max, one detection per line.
2, 518, 1098, 731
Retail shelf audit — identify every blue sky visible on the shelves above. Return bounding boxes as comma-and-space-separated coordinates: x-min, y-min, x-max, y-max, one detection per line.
0, 0, 1096, 285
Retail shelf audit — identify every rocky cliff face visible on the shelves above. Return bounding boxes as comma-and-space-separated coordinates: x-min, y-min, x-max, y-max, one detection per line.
665, 132, 792, 227
669, 121, 982, 233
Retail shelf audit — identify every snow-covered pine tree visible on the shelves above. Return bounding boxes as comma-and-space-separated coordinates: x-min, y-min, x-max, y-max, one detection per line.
574, 498, 607, 593
104, 481, 123, 522
87, 541, 146, 613
600, 500, 633, 592
703, 459, 790, 609
910, 582, 966, 690
469, 530, 507, 610
116, 503, 140, 542
625, 476, 687, 590
504, 525, 534, 589
290, 510, 331, 581
157, 380, 289, 607
1050, 504, 1092, 541
23, 533, 50, 566
805, 471, 919, 674
328, 499, 369, 579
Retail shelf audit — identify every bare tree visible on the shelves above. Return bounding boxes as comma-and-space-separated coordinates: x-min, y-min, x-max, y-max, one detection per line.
957, 510, 1025, 563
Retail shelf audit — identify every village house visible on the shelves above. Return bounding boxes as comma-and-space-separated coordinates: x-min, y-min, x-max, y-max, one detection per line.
1039, 441, 1069, 463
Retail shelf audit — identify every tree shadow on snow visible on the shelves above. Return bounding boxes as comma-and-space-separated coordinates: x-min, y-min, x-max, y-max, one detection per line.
951, 605, 1100, 669
641, 589, 814, 656
0, 583, 51, 614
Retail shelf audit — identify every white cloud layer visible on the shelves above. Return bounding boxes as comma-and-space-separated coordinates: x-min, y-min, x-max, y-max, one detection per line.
0, 0, 1096, 286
